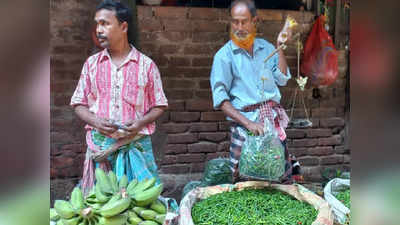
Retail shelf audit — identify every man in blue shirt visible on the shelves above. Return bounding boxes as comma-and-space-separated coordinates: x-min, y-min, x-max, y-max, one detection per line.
210, 0, 292, 182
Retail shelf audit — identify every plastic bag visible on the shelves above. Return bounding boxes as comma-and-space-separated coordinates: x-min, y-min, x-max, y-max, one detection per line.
301, 15, 338, 86
324, 178, 350, 224
179, 181, 334, 225
239, 119, 286, 182
181, 181, 203, 200
201, 158, 233, 186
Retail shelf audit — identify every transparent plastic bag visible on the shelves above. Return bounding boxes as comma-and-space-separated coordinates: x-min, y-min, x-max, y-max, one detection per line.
239, 119, 286, 182
201, 158, 233, 186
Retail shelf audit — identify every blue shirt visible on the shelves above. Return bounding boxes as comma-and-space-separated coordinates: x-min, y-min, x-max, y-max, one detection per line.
210, 38, 291, 121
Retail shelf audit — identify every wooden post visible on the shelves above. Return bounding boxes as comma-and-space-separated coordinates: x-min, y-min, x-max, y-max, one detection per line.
334, 0, 342, 49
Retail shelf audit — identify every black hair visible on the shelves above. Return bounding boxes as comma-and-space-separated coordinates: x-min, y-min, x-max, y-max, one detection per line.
96, 0, 133, 43
229, 0, 257, 18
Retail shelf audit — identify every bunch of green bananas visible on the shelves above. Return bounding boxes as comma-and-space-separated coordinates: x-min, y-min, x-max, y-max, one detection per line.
50, 168, 167, 225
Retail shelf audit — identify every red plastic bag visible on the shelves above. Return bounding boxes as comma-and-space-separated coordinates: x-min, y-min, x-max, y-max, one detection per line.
301, 15, 338, 86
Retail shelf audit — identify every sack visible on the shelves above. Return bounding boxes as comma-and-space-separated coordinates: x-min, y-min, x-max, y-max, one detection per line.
179, 181, 334, 225
201, 158, 233, 186
301, 15, 338, 86
239, 120, 286, 182
324, 178, 350, 224
181, 181, 203, 200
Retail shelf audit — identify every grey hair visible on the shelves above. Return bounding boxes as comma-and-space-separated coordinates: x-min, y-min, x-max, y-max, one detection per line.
229, 0, 257, 17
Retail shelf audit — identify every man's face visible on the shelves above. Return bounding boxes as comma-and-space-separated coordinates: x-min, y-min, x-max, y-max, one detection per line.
230, 3, 256, 40
94, 9, 127, 49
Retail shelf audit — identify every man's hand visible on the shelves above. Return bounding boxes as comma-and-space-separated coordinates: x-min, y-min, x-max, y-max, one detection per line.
92, 150, 111, 162
245, 121, 264, 136
123, 120, 142, 138
93, 118, 118, 136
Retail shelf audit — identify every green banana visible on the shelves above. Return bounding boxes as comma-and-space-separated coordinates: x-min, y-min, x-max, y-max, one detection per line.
107, 193, 122, 205
98, 214, 127, 225
138, 221, 159, 225
132, 207, 147, 215
61, 216, 81, 225
139, 209, 158, 220
95, 168, 113, 194
154, 214, 166, 224
118, 175, 129, 190
70, 187, 85, 210
50, 208, 60, 221
126, 179, 138, 194
95, 183, 111, 203
108, 171, 119, 193
56, 220, 63, 225
100, 197, 131, 217
150, 200, 166, 214
54, 200, 77, 219
134, 184, 163, 207
128, 216, 143, 225
129, 178, 156, 196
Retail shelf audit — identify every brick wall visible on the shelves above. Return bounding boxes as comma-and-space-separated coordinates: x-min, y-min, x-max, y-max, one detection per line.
51, 3, 350, 201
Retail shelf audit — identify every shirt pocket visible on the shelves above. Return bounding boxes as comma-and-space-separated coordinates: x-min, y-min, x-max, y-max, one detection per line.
122, 82, 145, 107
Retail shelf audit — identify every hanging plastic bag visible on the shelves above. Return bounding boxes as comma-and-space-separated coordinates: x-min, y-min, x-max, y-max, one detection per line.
301, 15, 338, 86
239, 119, 286, 182
201, 158, 233, 186
324, 178, 351, 224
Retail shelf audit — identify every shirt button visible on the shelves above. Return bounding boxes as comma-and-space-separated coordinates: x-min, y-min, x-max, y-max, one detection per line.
115, 105, 119, 109
116, 85, 120, 89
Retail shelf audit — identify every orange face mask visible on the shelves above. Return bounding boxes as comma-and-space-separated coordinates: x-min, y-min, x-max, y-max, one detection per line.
230, 25, 256, 52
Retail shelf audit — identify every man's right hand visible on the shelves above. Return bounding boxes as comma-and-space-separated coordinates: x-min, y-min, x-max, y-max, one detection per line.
93, 118, 118, 136
245, 121, 264, 136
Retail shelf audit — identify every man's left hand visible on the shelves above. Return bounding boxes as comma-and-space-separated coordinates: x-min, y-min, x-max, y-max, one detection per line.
124, 120, 142, 137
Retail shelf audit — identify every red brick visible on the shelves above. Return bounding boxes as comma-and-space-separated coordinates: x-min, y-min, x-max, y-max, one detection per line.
219, 121, 233, 131
192, 32, 227, 43
168, 133, 198, 144
53, 45, 84, 55
308, 146, 334, 156
165, 144, 187, 154
137, 5, 153, 19
167, 100, 185, 111
159, 44, 181, 55
183, 68, 211, 78
170, 112, 200, 122
165, 79, 196, 89
192, 57, 213, 67
311, 108, 337, 118
152, 55, 168, 67
140, 43, 159, 54
192, 21, 227, 32
297, 156, 319, 166
162, 155, 177, 165
138, 19, 162, 32
188, 142, 218, 153
195, 90, 212, 99
334, 146, 349, 154
177, 153, 205, 163
154, 6, 187, 19
306, 129, 333, 138
183, 44, 219, 55
285, 129, 306, 139
161, 164, 190, 174
51, 132, 74, 144
161, 123, 190, 134
54, 95, 71, 107
157, 111, 169, 123
51, 82, 76, 93
166, 67, 210, 78
201, 111, 226, 121
199, 132, 228, 142
169, 57, 191, 67
186, 99, 213, 112
320, 155, 344, 165
158, 31, 191, 42
189, 8, 220, 20
257, 10, 283, 21
190, 162, 205, 172
218, 141, 230, 152
163, 19, 192, 32
52, 156, 75, 169
206, 152, 229, 161
58, 165, 83, 178
61, 144, 85, 154
190, 122, 218, 132
320, 117, 345, 128
318, 135, 342, 146
290, 139, 318, 147
301, 166, 324, 182
287, 147, 308, 157
311, 118, 320, 128
165, 90, 193, 100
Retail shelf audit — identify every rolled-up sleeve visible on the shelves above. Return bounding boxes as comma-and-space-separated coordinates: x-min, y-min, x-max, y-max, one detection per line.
147, 62, 168, 109
210, 54, 232, 109
70, 61, 91, 107
272, 50, 291, 86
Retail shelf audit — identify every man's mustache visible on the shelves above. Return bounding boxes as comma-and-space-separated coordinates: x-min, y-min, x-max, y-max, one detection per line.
97, 35, 107, 40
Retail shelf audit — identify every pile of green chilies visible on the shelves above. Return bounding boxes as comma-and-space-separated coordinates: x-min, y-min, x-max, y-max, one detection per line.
335, 189, 350, 209
192, 188, 318, 225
